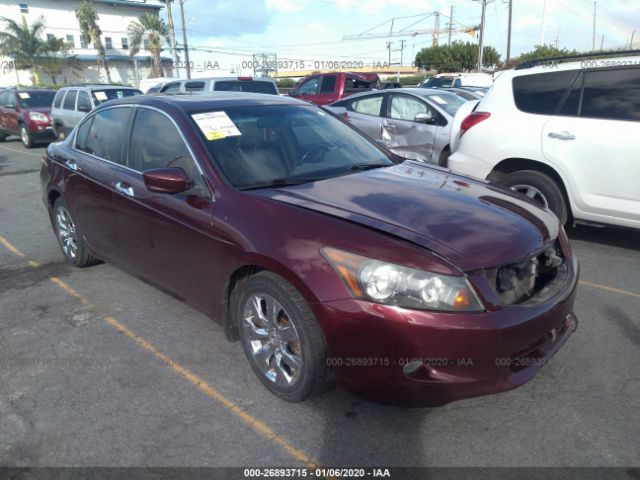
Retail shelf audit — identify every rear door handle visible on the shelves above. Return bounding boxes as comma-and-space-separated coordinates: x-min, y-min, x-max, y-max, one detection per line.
115, 181, 135, 198
548, 131, 575, 141
65, 159, 80, 172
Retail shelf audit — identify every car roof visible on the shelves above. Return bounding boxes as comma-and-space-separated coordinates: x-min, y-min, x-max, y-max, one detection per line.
61, 85, 139, 90
503, 55, 640, 78
172, 77, 276, 83
100, 91, 305, 112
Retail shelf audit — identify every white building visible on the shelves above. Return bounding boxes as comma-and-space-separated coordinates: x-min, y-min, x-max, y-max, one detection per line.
0, 0, 171, 87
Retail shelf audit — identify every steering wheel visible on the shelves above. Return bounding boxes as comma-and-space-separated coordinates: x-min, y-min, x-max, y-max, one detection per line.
299, 145, 330, 165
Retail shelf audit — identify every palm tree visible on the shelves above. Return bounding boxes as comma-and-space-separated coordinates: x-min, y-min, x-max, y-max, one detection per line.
0, 16, 68, 84
159, 0, 179, 77
128, 13, 170, 78
75, 0, 112, 83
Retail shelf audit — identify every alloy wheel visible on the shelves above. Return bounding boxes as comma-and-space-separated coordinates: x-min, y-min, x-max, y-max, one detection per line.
21, 127, 29, 147
242, 293, 303, 387
55, 206, 78, 260
511, 184, 549, 208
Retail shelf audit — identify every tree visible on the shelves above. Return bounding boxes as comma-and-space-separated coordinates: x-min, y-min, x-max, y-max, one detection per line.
76, 0, 112, 83
159, 0, 179, 77
128, 13, 170, 78
415, 41, 500, 72
0, 16, 68, 84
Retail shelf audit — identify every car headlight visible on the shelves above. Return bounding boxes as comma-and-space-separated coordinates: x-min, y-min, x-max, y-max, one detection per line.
321, 247, 484, 312
29, 112, 49, 122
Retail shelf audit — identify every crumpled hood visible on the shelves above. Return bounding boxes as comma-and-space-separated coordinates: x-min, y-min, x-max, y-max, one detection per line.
253, 162, 559, 271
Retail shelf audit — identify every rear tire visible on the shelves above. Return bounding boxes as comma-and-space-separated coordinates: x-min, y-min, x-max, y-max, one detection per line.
52, 197, 100, 267
54, 123, 66, 141
500, 170, 568, 225
232, 271, 332, 402
438, 147, 451, 167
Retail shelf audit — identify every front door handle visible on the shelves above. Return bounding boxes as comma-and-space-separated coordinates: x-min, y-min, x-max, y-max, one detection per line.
115, 181, 135, 198
548, 131, 575, 141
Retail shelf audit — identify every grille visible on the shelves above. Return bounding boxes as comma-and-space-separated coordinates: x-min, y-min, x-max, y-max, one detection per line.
487, 241, 565, 305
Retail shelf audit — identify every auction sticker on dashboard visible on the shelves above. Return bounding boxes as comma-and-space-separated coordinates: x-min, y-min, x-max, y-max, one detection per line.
192, 111, 242, 141
18, 92, 30, 99
94, 91, 108, 101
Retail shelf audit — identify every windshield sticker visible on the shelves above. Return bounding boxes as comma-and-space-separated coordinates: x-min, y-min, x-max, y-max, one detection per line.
94, 91, 108, 101
431, 95, 447, 105
18, 92, 30, 99
191, 111, 242, 141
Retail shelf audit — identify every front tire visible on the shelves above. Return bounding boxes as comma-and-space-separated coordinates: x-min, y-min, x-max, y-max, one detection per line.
232, 272, 331, 402
500, 170, 568, 225
55, 123, 66, 141
52, 197, 100, 267
20, 125, 33, 148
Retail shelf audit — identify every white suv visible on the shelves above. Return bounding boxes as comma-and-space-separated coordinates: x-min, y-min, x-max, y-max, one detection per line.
448, 54, 640, 229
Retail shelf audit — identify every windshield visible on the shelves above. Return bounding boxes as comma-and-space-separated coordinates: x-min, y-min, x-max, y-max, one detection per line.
17, 91, 55, 108
423, 77, 455, 88
91, 88, 142, 105
198, 105, 393, 189
424, 92, 468, 116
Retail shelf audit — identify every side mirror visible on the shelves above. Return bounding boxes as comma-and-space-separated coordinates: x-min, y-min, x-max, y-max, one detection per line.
78, 105, 91, 112
143, 167, 191, 194
5, 104, 15, 109
414, 112, 435, 124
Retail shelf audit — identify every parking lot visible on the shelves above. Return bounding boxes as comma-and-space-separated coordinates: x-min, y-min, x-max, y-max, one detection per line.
1, 139, 639, 469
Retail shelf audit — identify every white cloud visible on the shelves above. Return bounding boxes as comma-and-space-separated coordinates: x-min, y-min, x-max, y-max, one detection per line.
305, 22, 326, 31
266, 0, 305, 12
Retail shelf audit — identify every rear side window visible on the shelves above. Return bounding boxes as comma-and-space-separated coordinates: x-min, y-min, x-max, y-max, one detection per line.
77, 91, 91, 111
319, 75, 337, 94
513, 70, 578, 115
350, 95, 383, 116
581, 68, 640, 121
184, 81, 205, 92
53, 90, 64, 109
253, 81, 277, 95
161, 83, 181, 93
63, 90, 77, 110
85, 108, 130, 164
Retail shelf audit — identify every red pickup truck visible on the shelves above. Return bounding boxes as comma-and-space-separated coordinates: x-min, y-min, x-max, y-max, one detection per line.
289, 72, 380, 105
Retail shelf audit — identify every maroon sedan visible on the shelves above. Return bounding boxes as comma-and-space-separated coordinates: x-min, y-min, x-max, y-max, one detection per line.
40, 93, 578, 406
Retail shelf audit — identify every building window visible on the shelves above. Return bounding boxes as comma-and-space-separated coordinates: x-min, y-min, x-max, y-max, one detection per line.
143, 38, 150, 50
66, 34, 74, 47
80, 34, 89, 48
121, 37, 129, 50
104, 37, 112, 49
19, 3, 28, 13
47, 33, 55, 41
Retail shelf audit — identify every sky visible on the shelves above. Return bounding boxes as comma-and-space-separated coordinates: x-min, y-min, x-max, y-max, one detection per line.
164, 0, 640, 74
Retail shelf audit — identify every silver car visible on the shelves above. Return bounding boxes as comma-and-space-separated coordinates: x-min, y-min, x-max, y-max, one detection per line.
328, 88, 468, 165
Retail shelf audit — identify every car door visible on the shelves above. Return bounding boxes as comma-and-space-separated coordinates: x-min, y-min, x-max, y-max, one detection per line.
110, 106, 216, 312
3, 92, 20, 134
542, 67, 640, 222
344, 93, 386, 144
313, 74, 338, 105
62, 107, 131, 258
296, 76, 320, 104
0, 91, 8, 131
384, 93, 439, 161
61, 89, 77, 133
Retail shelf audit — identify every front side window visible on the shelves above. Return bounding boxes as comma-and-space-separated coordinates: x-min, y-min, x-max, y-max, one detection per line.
298, 78, 319, 95
129, 109, 198, 179
77, 91, 91, 112
581, 68, 640, 122
350, 95, 384, 116
63, 90, 77, 110
199, 105, 393, 190
513, 70, 578, 115
85, 107, 131, 164
389, 95, 429, 121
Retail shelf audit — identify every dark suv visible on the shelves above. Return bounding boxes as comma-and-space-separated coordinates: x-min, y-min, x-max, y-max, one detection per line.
0, 88, 56, 148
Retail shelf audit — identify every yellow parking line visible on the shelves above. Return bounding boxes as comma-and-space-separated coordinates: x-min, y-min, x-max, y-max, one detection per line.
0, 233, 317, 468
579, 280, 640, 300
0, 144, 43, 158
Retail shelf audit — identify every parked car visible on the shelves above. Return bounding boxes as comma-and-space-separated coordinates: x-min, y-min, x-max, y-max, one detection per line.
156, 77, 278, 95
442, 87, 488, 100
289, 72, 380, 105
0, 88, 56, 148
328, 88, 468, 164
422, 72, 494, 88
51, 85, 142, 140
139, 76, 178, 94
448, 53, 640, 229
41, 92, 578, 406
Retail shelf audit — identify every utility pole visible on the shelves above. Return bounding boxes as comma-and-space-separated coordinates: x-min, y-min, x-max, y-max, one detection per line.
433, 12, 440, 47
630, 31, 636, 49
506, 0, 512, 62
448, 6, 454, 45
474, 0, 491, 72
554, 27, 560, 48
386, 41, 393, 66
399, 39, 406, 66
178, 0, 191, 79
600, 34, 605, 50
592, 2, 596, 51
540, 0, 547, 45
